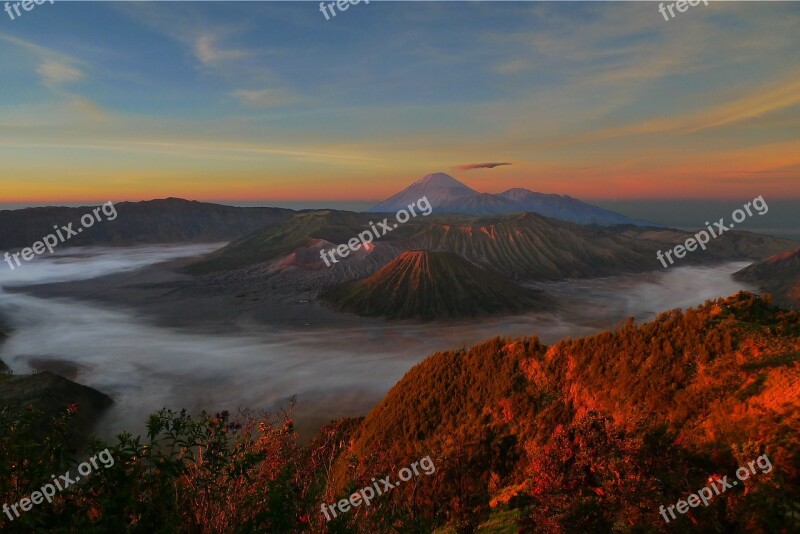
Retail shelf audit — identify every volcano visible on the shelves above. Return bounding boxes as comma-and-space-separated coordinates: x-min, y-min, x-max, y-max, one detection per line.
368, 172, 653, 226
321, 250, 551, 320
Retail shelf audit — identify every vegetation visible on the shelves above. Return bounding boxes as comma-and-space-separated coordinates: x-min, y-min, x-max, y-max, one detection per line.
1, 291, 798, 532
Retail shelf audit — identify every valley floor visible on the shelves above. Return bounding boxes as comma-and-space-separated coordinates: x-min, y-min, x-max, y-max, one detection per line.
0, 245, 758, 441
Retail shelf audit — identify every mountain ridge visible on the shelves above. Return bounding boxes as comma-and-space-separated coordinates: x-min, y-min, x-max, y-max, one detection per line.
368, 172, 654, 226
343, 291, 800, 530
735, 248, 800, 309
0, 198, 294, 250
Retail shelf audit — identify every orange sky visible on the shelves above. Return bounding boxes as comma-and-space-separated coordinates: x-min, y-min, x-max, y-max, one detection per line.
1, 2, 798, 204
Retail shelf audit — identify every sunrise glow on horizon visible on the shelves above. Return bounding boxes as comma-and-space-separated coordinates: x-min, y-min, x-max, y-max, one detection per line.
1, 2, 798, 204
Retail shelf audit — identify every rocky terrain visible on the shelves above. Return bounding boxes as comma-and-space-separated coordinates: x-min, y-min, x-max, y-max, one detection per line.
735, 248, 800, 309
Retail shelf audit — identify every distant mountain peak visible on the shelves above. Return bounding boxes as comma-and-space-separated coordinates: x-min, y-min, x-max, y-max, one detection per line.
368, 172, 477, 213
500, 187, 531, 194
414, 172, 472, 188
368, 172, 655, 227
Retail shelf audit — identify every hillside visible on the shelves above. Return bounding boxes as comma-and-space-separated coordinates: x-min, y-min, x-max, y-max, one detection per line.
346, 291, 800, 531
405, 213, 797, 280
498, 188, 651, 226
0, 313, 9, 375
185, 210, 383, 274
0, 198, 293, 250
735, 248, 800, 310
322, 250, 551, 320
0, 314, 113, 443
405, 212, 654, 279
186, 209, 797, 285
0, 372, 113, 439
1, 292, 798, 533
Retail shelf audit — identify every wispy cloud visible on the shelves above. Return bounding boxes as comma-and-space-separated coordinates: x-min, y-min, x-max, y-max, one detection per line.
547, 73, 800, 148
495, 59, 530, 74
37, 60, 84, 86
0, 33, 85, 88
0, 33, 106, 121
0, 138, 383, 165
194, 34, 247, 64
455, 162, 512, 170
232, 89, 300, 108
68, 96, 108, 121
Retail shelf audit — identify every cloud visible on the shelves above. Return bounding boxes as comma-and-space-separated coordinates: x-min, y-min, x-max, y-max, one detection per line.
546, 73, 800, 148
0, 35, 86, 88
232, 89, 300, 108
37, 60, 84, 86
495, 59, 530, 74
68, 96, 107, 121
0, 34, 104, 121
455, 162, 512, 170
0, 138, 382, 165
194, 34, 246, 64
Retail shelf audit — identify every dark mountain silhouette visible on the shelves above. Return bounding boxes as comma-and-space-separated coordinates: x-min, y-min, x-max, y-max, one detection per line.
0, 372, 112, 442
0, 316, 112, 442
0, 198, 293, 250
0, 314, 9, 375
321, 250, 551, 320
368, 172, 653, 226
735, 248, 800, 309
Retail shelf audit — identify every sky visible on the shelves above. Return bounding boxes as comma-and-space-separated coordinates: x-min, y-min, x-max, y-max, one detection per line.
1, 1, 799, 205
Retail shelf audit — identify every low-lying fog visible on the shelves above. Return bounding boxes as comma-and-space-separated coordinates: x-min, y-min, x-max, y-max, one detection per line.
0, 245, 756, 439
